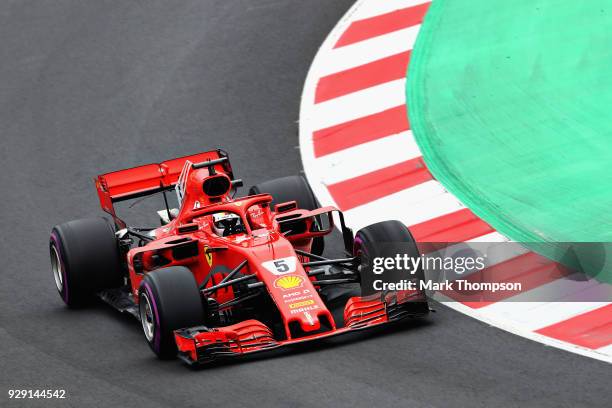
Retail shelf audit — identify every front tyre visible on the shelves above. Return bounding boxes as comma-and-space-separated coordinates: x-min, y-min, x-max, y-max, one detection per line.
354, 220, 428, 314
139, 267, 205, 359
50, 217, 123, 307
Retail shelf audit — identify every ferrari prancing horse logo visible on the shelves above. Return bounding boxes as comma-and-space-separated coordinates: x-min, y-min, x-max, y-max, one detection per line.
204, 245, 213, 267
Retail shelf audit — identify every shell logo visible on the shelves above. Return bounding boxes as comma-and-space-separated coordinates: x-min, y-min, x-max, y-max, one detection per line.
274, 275, 304, 291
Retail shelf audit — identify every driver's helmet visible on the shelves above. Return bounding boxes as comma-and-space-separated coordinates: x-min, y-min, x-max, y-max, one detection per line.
212, 212, 243, 237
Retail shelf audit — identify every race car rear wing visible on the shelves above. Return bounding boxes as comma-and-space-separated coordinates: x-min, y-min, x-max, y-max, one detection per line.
95, 149, 234, 227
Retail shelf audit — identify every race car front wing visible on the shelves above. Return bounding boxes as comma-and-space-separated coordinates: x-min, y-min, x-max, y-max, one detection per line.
174, 290, 428, 365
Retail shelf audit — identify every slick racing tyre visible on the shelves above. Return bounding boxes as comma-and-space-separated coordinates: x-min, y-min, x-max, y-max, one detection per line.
354, 221, 428, 313
249, 175, 324, 256
138, 267, 205, 359
50, 217, 123, 307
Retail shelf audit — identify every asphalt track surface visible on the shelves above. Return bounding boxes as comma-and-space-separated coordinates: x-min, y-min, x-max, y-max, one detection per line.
0, 1, 609, 407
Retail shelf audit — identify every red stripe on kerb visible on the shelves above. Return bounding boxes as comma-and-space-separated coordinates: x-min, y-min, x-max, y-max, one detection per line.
315, 51, 411, 103
313, 105, 408, 158
334, 2, 431, 48
328, 157, 432, 210
441, 252, 570, 309
410, 208, 494, 243
535, 304, 612, 349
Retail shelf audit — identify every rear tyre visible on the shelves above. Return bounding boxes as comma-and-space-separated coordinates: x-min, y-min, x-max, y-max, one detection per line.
139, 267, 205, 359
249, 175, 324, 256
354, 221, 428, 313
50, 217, 123, 307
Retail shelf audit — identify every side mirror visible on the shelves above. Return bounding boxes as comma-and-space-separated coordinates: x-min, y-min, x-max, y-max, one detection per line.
310, 212, 333, 234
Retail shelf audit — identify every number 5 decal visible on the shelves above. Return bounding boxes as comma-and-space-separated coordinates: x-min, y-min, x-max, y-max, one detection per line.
274, 260, 289, 273
262, 256, 297, 275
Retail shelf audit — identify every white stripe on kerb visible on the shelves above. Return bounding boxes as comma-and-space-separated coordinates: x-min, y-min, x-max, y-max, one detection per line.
477, 272, 612, 330
596, 344, 612, 355
478, 301, 611, 332
466, 232, 509, 243
343, 181, 465, 231
308, 79, 406, 131
315, 26, 420, 77
318, 131, 421, 185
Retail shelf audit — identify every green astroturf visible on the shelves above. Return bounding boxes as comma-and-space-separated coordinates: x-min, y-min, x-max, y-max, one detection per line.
407, 0, 612, 282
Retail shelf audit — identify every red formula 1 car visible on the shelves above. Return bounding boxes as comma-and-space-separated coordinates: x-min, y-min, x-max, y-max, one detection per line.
50, 149, 429, 365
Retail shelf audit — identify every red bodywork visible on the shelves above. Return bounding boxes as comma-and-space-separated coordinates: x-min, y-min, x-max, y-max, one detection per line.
95, 150, 426, 365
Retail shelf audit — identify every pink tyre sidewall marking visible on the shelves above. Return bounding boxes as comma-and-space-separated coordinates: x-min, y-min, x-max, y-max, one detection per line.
50, 231, 69, 303
142, 281, 162, 352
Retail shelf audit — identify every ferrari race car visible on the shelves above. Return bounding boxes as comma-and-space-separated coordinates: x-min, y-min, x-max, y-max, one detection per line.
49, 149, 429, 365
